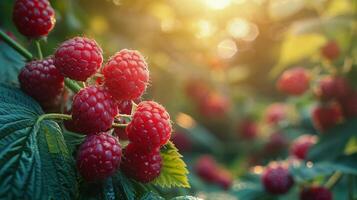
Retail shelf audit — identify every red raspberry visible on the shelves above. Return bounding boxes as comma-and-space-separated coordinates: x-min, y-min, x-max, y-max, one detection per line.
315, 76, 352, 101
339, 91, 357, 118
126, 101, 171, 152
300, 186, 332, 200
264, 103, 287, 125
277, 67, 310, 96
238, 119, 258, 140
264, 132, 288, 156
103, 49, 149, 101
261, 162, 294, 195
121, 143, 162, 183
290, 135, 317, 160
171, 132, 192, 153
18, 57, 64, 108
198, 92, 230, 118
13, 0, 55, 38
54, 37, 103, 81
72, 86, 118, 134
312, 103, 342, 132
195, 155, 219, 183
77, 132, 122, 181
321, 41, 340, 60
185, 79, 210, 102
215, 168, 233, 190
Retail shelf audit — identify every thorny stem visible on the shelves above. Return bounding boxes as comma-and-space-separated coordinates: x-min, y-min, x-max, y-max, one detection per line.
0, 30, 32, 60
325, 171, 343, 189
35, 40, 43, 59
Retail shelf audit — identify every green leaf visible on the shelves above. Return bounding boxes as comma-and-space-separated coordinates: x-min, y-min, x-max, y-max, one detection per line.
139, 192, 164, 200
62, 129, 85, 155
0, 84, 76, 199
231, 178, 266, 200
290, 154, 357, 183
113, 173, 136, 200
171, 196, 202, 200
308, 119, 357, 161
0, 42, 25, 84
153, 141, 190, 188
270, 33, 326, 77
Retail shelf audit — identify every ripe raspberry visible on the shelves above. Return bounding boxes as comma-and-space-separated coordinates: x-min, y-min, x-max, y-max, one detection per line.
277, 67, 310, 96
238, 119, 258, 140
126, 101, 171, 152
171, 132, 192, 153
185, 79, 210, 102
264, 103, 287, 125
103, 49, 149, 101
290, 135, 317, 160
339, 91, 357, 118
300, 186, 332, 200
195, 155, 219, 183
117, 99, 141, 115
54, 37, 103, 81
315, 76, 352, 101
72, 86, 118, 134
312, 103, 342, 132
198, 92, 230, 118
13, 0, 55, 38
18, 57, 64, 108
321, 41, 340, 60
77, 132, 122, 181
261, 162, 294, 195
215, 168, 233, 190
121, 143, 162, 183
264, 132, 288, 156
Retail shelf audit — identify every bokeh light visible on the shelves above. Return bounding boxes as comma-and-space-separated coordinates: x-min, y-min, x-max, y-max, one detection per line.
217, 39, 238, 59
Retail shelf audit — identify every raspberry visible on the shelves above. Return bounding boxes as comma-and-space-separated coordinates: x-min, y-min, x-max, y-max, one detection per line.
12, 0, 55, 38
103, 49, 149, 101
277, 67, 310, 96
185, 79, 210, 102
321, 41, 340, 60
238, 119, 258, 140
18, 57, 64, 108
300, 186, 332, 200
215, 168, 233, 190
121, 143, 162, 183
264, 103, 287, 125
312, 103, 342, 132
195, 155, 219, 183
171, 132, 192, 153
72, 86, 118, 134
290, 135, 317, 160
126, 101, 171, 152
264, 132, 288, 156
339, 91, 357, 118
315, 76, 352, 101
54, 37, 103, 81
76, 132, 122, 181
261, 162, 294, 195
198, 92, 230, 118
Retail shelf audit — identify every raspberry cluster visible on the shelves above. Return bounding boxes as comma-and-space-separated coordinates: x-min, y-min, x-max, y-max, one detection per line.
14, 7, 169, 181
194, 155, 233, 190
121, 101, 172, 182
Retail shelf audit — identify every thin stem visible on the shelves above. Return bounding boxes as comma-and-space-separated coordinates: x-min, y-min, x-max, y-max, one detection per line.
0, 30, 33, 60
112, 123, 129, 128
64, 78, 82, 93
35, 40, 43, 59
37, 113, 72, 124
117, 114, 132, 118
325, 172, 343, 189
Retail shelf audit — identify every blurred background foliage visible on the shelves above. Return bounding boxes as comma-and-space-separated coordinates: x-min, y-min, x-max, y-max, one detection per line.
1, 0, 356, 199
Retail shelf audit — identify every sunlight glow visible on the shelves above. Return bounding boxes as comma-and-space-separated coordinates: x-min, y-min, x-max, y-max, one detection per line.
217, 39, 238, 59
201, 0, 231, 10
195, 20, 216, 38
176, 113, 196, 129
226, 18, 260, 41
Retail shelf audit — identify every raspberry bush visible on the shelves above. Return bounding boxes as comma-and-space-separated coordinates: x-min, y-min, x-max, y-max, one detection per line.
0, 0, 357, 200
